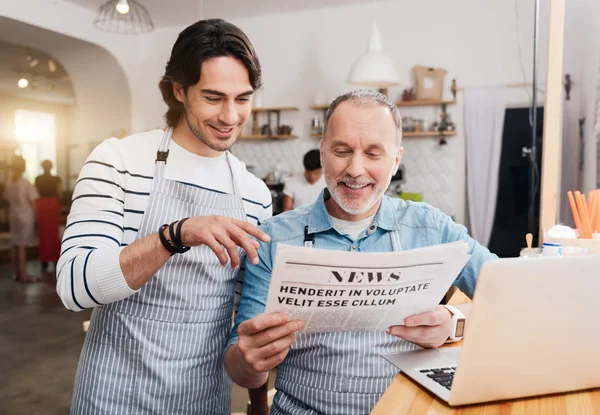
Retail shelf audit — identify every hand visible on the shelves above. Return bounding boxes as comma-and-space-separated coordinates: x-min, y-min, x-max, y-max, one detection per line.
178, 215, 271, 269
386, 306, 452, 349
237, 312, 304, 374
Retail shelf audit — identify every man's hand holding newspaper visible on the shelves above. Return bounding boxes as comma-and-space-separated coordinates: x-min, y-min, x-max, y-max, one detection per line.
236, 242, 471, 373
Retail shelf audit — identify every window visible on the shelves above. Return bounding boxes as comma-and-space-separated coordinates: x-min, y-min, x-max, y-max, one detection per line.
14, 109, 57, 182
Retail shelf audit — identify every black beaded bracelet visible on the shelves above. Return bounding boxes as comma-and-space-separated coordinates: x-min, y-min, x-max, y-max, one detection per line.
159, 224, 179, 256
159, 219, 191, 255
174, 218, 190, 253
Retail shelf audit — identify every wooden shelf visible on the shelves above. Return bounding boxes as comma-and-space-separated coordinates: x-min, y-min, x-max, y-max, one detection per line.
310, 131, 455, 139
239, 134, 299, 140
403, 131, 456, 138
252, 107, 299, 113
310, 104, 330, 111
395, 99, 456, 107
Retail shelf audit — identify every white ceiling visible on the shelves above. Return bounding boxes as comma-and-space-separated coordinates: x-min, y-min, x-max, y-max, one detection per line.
0, 40, 74, 104
64, 0, 370, 27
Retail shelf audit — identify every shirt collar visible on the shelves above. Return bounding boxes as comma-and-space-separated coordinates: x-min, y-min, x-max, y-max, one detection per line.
307, 189, 402, 234
307, 189, 335, 234
371, 194, 402, 231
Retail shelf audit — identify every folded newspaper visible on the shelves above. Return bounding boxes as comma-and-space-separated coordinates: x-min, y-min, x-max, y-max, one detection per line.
264, 241, 471, 333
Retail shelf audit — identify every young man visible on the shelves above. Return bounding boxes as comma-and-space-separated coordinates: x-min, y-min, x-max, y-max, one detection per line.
58, 20, 272, 414
282, 149, 325, 211
224, 90, 497, 414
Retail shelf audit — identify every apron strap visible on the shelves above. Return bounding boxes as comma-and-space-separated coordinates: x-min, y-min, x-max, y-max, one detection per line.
390, 230, 402, 252
225, 152, 242, 197
304, 226, 315, 248
154, 127, 174, 178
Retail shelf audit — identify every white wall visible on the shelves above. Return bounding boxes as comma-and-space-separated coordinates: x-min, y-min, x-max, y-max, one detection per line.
225, 0, 552, 223
125, 0, 553, 223
5, 0, 592, 225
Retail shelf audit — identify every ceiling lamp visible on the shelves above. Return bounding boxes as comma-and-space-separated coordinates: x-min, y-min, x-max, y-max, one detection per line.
93, 0, 154, 34
116, 0, 130, 14
347, 22, 399, 89
17, 78, 29, 88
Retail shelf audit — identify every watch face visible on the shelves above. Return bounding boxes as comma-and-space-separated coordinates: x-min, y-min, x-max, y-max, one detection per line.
456, 318, 466, 337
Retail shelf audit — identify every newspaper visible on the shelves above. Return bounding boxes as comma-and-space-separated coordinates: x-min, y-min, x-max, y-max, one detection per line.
264, 241, 471, 333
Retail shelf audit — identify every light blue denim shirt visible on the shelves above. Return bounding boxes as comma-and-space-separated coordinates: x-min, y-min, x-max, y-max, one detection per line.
229, 191, 497, 414
228, 190, 497, 347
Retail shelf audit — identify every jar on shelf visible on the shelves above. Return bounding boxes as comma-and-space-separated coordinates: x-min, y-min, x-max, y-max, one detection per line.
402, 117, 415, 132
414, 119, 424, 132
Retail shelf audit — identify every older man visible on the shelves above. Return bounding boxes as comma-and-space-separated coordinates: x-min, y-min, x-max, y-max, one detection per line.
224, 90, 497, 414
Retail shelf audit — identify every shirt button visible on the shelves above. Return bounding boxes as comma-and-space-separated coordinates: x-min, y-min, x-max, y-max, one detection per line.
369, 225, 375, 230
351, 245, 357, 250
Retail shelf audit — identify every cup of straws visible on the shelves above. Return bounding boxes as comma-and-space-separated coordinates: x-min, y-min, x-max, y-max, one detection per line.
567, 190, 600, 239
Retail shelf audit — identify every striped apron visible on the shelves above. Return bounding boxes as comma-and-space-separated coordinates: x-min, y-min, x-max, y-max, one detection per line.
272, 230, 419, 415
71, 128, 246, 414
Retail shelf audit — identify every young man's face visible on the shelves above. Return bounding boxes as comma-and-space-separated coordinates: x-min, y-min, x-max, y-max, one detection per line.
174, 56, 254, 155
321, 101, 402, 220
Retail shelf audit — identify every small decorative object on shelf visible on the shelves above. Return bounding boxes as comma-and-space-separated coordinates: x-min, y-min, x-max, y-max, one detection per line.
395, 99, 456, 107
413, 66, 447, 101
309, 105, 329, 138
311, 116, 323, 138
451, 79, 458, 101
401, 88, 415, 102
242, 107, 299, 140
394, 85, 457, 145
277, 125, 293, 135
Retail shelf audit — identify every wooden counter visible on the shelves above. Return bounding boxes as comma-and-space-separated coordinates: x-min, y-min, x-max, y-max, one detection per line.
370, 289, 600, 414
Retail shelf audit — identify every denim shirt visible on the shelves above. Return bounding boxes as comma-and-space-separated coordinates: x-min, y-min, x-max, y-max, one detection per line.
228, 191, 497, 347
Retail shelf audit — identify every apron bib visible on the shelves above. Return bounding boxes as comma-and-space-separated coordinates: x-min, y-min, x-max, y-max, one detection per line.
272, 230, 419, 415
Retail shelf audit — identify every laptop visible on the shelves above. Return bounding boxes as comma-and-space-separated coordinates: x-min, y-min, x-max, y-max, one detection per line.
382, 255, 600, 406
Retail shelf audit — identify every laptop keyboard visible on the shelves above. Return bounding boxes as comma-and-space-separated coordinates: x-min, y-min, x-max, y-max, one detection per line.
418, 367, 456, 390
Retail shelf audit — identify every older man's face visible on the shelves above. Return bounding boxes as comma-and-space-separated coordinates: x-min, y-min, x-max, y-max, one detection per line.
321, 101, 403, 221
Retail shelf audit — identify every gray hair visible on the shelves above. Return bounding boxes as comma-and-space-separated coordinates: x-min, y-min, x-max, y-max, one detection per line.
322, 89, 403, 146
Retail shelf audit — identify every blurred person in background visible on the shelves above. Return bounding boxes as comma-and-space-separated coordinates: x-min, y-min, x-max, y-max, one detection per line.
6, 155, 39, 282
282, 149, 325, 211
35, 159, 63, 276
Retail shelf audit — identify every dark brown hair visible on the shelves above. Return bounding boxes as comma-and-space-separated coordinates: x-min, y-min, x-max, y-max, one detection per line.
41, 159, 53, 172
159, 19, 262, 127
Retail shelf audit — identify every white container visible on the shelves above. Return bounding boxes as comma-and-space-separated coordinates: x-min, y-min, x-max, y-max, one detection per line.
543, 237, 600, 255
541, 242, 562, 257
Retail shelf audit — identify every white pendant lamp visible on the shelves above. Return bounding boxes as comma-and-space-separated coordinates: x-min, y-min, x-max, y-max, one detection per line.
347, 22, 399, 88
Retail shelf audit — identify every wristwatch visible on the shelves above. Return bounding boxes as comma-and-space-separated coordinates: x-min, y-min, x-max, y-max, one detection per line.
442, 305, 466, 343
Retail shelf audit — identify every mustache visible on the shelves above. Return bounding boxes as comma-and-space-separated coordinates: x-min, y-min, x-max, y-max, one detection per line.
336, 174, 375, 187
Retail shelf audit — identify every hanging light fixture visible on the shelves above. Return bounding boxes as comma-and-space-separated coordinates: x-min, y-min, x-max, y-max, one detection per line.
347, 22, 399, 89
93, 0, 154, 34
115, 0, 130, 14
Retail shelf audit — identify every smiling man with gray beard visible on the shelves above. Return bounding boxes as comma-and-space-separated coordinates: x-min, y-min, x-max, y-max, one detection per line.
224, 89, 497, 415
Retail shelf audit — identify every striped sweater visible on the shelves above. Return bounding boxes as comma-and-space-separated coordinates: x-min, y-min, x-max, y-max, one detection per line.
57, 129, 272, 311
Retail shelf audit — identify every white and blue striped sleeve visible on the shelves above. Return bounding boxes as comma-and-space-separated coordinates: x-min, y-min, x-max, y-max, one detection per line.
56, 139, 137, 311
233, 183, 273, 312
